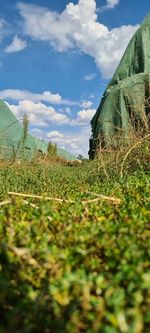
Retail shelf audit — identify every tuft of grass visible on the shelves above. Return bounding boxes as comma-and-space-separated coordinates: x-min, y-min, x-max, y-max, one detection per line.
93, 131, 150, 181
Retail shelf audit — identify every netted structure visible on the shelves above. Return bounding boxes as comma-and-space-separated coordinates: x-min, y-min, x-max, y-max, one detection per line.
89, 13, 150, 159
0, 99, 75, 160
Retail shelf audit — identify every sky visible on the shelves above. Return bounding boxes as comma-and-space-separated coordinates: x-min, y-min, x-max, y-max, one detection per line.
0, 0, 149, 157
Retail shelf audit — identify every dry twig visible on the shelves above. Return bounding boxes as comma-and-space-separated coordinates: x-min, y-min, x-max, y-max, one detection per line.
22, 199, 39, 209
83, 191, 121, 205
8, 192, 74, 203
0, 199, 12, 207
8, 191, 121, 206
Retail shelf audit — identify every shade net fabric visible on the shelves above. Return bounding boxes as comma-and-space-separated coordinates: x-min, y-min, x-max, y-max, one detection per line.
89, 13, 150, 159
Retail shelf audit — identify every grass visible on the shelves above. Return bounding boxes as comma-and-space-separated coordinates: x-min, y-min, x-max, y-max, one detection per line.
0, 157, 150, 333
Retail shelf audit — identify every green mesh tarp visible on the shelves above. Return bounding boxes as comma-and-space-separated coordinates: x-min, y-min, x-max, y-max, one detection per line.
0, 100, 37, 159
89, 13, 150, 159
0, 99, 75, 160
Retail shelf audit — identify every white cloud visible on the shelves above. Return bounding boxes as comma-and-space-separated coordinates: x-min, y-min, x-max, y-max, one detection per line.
46, 127, 91, 157
76, 108, 96, 124
31, 128, 44, 137
8, 100, 70, 127
17, 0, 139, 78
47, 131, 64, 139
7, 98, 95, 129
0, 89, 79, 106
0, 89, 62, 104
5, 35, 27, 53
106, 0, 119, 9
81, 101, 93, 109
84, 73, 96, 81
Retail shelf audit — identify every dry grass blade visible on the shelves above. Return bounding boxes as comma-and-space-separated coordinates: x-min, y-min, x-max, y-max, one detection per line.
83, 191, 121, 205
8, 191, 74, 203
82, 198, 121, 205
120, 133, 150, 178
22, 199, 39, 209
0, 199, 12, 207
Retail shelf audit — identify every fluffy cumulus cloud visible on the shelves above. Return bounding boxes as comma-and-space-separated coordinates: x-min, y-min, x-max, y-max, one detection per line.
0, 89, 79, 106
60, 107, 96, 128
17, 0, 139, 78
8, 100, 70, 127
76, 108, 96, 125
5, 35, 27, 53
30, 128, 44, 138
81, 100, 93, 109
47, 131, 64, 139
0, 89, 62, 104
8, 99, 95, 128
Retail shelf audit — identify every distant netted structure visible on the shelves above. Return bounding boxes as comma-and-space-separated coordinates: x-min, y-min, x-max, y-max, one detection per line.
0, 100, 48, 161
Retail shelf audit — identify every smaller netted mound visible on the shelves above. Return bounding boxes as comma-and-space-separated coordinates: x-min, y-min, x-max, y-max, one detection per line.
0, 100, 76, 161
0, 100, 45, 160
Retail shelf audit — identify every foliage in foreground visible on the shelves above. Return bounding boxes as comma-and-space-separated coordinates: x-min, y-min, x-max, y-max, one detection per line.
0, 161, 150, 333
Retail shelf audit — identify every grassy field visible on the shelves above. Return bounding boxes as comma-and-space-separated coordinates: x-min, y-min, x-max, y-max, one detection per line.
0, 158, 150, 333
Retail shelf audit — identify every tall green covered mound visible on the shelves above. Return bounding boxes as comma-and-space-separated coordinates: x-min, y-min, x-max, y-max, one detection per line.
0, 99, 75, 160
89, 13, 150, 159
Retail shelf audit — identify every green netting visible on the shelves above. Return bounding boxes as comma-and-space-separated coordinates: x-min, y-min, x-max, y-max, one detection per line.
89, 13, 150, 159
0, 100, 76, 160
0, 100, 38, 159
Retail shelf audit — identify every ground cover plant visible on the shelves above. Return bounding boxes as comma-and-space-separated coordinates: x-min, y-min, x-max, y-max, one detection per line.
0, 154, 150, 333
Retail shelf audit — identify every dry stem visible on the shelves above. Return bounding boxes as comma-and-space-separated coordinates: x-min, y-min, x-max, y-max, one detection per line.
120, 133, 150, 178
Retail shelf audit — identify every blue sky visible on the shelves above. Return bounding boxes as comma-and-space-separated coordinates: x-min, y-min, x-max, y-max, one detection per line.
0, 0, 149, 156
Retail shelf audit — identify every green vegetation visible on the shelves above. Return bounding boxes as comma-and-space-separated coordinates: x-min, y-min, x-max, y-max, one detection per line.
0, 153, 149, 333
47, 142, 58, 157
